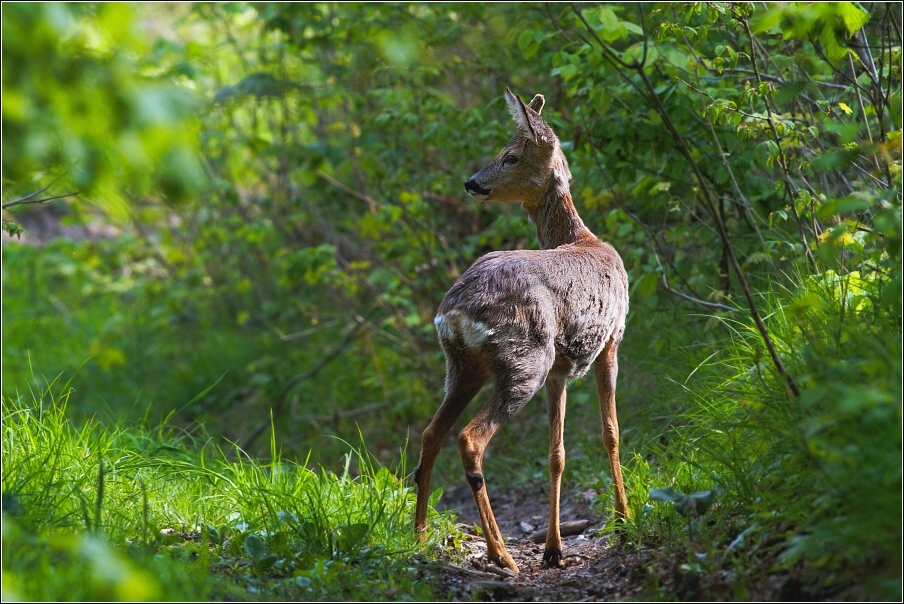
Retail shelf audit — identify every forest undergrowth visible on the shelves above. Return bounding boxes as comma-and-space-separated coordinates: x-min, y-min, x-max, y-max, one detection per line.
3, 262, 899, 600
3, 2, 901, 601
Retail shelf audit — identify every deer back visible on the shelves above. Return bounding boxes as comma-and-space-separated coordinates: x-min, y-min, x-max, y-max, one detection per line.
436, 239, 627, 381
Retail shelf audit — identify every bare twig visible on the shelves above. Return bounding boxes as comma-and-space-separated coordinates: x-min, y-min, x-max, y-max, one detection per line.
275, 319, 344, 342
2, 175, 64, 206
3, 191, 80, 210
659, 274, 737, 312
317, 169, 380, 214
295, 402, 389, 425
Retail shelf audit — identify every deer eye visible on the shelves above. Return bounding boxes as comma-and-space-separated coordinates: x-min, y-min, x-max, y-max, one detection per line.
502, 154, 518, 166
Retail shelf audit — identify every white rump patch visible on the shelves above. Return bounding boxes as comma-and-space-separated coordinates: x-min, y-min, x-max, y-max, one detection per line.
434, 310, 493, 348
459, 315, 492, 347
434, 314, 453, 341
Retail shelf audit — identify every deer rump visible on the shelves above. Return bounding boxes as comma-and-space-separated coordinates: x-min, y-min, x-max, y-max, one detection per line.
434, 239, 628, 385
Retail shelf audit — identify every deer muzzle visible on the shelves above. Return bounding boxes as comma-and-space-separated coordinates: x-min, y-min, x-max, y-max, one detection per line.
464, 178, 491, 197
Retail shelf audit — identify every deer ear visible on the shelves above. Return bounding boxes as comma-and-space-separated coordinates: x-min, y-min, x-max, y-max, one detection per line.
505, 88, 538, 144
528, 94, 545, 114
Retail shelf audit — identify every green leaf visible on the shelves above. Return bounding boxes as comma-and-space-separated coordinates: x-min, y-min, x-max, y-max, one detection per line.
774, 81, 807, 105
254, 554, 278, 571
202, 524, 220, 544
649, 487, 684, 502
819, 25, 852, 63
623, 21, 644, 36
638, 271, 659, 299
336, 523, 370, 553
428, 487, 443, 509
817, 195, 874, 219
837, 2, 870, 34
622, 43, 658, 66
812, 149, 857, 170
749, 7, 783, 34
243, 533, 267, 562
599, 7, 619, 31
598, 8, 628, 43
674, 489, 718, 518
755, 140, 780, 167
554, 64, 579, 81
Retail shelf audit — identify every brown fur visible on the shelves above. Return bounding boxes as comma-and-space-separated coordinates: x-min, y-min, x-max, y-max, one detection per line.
413, 89, 629, 573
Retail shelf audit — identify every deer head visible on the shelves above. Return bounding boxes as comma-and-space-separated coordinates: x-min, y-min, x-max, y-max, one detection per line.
464, 88, 572, 209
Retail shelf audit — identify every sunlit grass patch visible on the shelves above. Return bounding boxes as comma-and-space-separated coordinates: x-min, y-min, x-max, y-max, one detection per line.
1, 385, 454, 601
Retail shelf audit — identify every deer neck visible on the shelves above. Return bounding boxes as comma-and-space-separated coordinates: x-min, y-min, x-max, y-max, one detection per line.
524, 170, 593, 249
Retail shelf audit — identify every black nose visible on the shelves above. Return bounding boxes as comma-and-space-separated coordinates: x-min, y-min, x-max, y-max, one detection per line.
464, 179, 491, 196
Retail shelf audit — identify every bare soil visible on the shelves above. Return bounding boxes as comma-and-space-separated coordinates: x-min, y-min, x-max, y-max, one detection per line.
427, 481, 650, 601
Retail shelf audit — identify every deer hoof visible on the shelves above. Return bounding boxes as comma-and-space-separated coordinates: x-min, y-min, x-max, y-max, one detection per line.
542, 547, 564, 569
490, 552, 520, 575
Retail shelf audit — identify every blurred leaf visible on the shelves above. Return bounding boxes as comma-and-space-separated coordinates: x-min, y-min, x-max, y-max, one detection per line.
243, 534, 267, 562
649, 487, 684, 503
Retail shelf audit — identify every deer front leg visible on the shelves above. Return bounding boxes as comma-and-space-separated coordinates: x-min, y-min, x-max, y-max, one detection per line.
594, 340, 629, 520
414, 367, 485, 535
543, 377, 567, 568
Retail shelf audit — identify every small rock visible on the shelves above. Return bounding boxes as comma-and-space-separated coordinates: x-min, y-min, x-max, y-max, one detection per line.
159, 528, 180, 545
520, 521, 535, 533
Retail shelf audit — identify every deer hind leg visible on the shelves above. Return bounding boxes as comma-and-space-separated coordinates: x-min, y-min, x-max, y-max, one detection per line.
594, 338, 629, 519
457, 376, 543, 574
414, 357, 487, 535
543, 376, 567, 568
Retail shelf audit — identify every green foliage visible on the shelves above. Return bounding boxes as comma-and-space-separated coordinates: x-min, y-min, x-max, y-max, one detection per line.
2, 3, 204, 214
626, 268, 901, 599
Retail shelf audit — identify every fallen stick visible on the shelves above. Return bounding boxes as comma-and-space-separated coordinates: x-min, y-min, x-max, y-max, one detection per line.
528, 519, 593, 544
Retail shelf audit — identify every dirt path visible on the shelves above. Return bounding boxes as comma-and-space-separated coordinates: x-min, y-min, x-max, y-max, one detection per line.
428, 482, 648, 601
424, 480, 842, 602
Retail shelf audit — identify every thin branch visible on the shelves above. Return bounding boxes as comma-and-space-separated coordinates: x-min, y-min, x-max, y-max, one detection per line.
295, 402, 389, 425
274, 319, 344, 342
317, 169, 452, 252
659, 273, 737, 312
3, 191, 80, 210
676, 77, 807, 123
625, 208, 707, 298
317, 169, 380, 213
725, 68, 849, 90
2, 175, 65, 206
849, 159, 889, 189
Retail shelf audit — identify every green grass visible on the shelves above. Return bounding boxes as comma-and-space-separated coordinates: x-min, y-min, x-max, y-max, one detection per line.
1, 383, 456, 601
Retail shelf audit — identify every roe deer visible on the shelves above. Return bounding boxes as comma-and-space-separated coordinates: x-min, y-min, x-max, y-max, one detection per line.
413, 89, 629, 573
